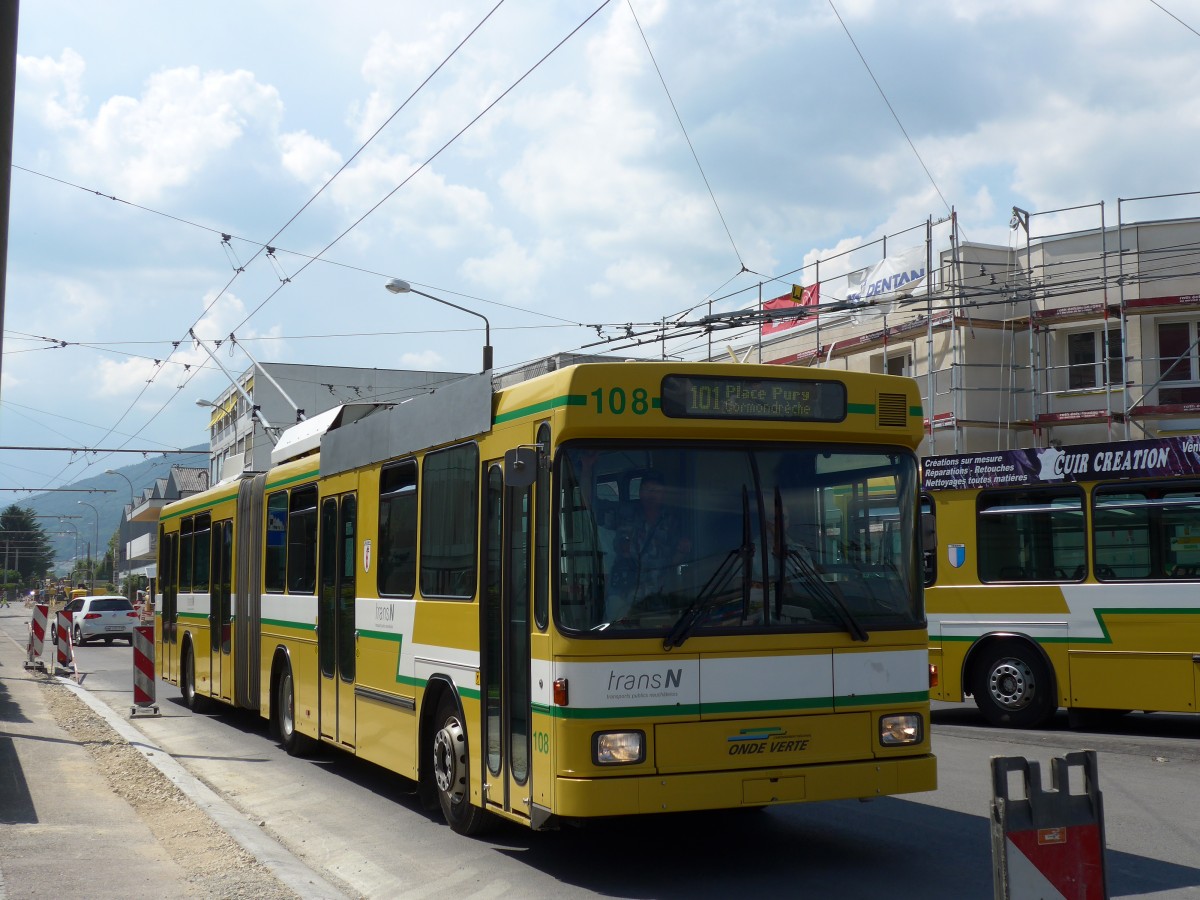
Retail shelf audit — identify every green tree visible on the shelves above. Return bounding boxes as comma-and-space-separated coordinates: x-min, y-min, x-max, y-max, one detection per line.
0, 505, 55, 583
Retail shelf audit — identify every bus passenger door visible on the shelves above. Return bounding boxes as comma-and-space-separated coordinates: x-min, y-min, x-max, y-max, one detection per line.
482, 464, 533, 821
318, 493, 358, 748
209, 520, 233, 703
158, 527, 178, 684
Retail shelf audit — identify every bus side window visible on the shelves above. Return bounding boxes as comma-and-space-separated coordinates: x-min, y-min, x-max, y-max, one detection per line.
265, 491, 288, 593
378, 460, 418, 597
287, 484, 319, 594
921, 497, 936, 586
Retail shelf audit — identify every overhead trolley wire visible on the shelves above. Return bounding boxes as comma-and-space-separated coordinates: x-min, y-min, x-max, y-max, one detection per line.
227, 0, 617, 336
827, 0, 952, 218
627, 0, 748, 274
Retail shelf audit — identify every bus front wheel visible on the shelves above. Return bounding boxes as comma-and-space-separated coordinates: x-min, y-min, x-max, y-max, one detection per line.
972, 644, 1055, 728
431, 694, 492, 835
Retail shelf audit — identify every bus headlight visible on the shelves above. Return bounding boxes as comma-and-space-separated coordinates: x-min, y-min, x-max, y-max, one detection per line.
593, 731, 645, 765
879, 714, 923, 746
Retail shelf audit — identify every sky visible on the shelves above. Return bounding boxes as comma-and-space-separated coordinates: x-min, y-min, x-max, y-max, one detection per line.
4, 0, 1200, 498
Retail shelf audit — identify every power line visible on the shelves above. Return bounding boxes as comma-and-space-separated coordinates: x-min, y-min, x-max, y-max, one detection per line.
0, 446, 203, 454
627, 0, 747, 272
827, 0, 952, 216
1148, 0, 1200, 38
228, 0, 617, 336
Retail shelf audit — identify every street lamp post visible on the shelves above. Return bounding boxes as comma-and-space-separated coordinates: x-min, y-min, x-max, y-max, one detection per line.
105, 469, 135, 596
57, 518, 80, 569
385, 279, 492, 372
77, 500, 100, 595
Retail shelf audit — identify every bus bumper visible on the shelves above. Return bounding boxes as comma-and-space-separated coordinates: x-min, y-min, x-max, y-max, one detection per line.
551, 753, 937, 818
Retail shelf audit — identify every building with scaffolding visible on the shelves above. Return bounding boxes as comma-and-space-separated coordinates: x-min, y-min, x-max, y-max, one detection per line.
739, 200, 1200, 455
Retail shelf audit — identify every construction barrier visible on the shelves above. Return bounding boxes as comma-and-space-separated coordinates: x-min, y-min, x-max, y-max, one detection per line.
55, 610, 76, 674
130, 624, 159, 717
991, 750, 1109, 900
24, 603, 49, 672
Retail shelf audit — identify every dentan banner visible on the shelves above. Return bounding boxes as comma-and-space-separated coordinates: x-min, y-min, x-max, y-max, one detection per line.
846, 245, 927, 304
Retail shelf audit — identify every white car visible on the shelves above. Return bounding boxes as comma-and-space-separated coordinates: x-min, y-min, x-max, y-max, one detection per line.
72, 595, 139, 645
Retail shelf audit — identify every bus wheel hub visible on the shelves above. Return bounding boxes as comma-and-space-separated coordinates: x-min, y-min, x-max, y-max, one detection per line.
433, 719, 466, 800
989, 659, 1035, 709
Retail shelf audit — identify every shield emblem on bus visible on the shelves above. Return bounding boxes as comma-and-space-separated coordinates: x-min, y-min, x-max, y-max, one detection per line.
947, 543, 966, 568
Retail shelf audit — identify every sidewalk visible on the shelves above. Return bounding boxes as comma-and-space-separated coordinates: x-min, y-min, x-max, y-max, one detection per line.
0, 606, 347, 899
0, 606, 204, 898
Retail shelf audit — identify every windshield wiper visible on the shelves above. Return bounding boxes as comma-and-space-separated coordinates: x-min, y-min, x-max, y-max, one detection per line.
664, 487, 754, 650
783, 546, 869, 642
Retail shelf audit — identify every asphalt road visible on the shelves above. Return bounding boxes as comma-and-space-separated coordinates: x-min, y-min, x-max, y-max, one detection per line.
9, 614, 1200, 899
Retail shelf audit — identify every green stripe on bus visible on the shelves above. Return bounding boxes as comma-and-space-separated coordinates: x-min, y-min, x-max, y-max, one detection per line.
266, 468, 321, 490
911, 404, 924, 417
261, 618, 317, 632
493, 393, 587, 425
847, 403, 874, 415
936, 606, 1200, 647
158, 467, 319, 523
358, 629, 404, 643
699, 696, 833, 714
834, 690, 929, 707
394, 673, 480, 701
535, 702, 703, 720
158, 492, 238, 522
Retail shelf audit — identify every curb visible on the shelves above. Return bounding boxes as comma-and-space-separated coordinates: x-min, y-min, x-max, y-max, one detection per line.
55, 675, 351, 900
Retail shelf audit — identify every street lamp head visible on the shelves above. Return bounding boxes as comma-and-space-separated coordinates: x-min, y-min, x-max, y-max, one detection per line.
196, 398, 217, 408
383, 278, 493, 373
104, 469, 117, 476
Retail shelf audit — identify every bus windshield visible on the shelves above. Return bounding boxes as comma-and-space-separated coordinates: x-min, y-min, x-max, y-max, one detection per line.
555, 443, 922, 637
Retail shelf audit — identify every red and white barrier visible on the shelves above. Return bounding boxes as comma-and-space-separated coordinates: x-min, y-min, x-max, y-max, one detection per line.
130, 624, 159, 717
24, 603, 49, 671
991, 751, 1108, 899
55, 610, 76, 674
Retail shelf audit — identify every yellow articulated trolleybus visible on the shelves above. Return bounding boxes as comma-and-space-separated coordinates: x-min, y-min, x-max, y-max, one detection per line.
156, 362, 935, 834
923, 435, 1200, 728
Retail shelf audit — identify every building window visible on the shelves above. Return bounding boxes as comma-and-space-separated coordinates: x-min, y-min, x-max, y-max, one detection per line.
874, 352, 911, 377
1157, 320, 1200, 404
1066, 328, 1123, 390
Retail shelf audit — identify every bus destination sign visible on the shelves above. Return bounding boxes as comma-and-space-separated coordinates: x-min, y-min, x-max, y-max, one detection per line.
660, 375, 846, 422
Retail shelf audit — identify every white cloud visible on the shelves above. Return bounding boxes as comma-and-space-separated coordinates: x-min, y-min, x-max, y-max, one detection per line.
17, 49, 88, 128
22, 58, 284, 203
278, 130, 344, 184
399, 349, 444, 368
461, 230, 557, 295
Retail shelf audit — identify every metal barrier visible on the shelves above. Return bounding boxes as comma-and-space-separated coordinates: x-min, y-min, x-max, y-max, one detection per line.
130, 624, 159, 717
991, 750, 1108, 900
24, 603, 49, 672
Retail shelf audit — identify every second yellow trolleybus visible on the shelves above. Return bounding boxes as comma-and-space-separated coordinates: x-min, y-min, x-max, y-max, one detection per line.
923, 435, 1200, 728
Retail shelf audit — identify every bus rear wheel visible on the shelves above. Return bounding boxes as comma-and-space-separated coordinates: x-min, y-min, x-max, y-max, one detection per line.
972, 644, 1054, 728
431, 694, 493, 835
181, 644, 209, 713
276, 661, 313, 757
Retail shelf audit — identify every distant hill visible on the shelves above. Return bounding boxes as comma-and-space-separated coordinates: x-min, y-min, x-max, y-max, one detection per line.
12, 446, 208, 569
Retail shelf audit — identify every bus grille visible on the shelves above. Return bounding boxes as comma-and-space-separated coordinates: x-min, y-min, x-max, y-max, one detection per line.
876, 393, 908, 427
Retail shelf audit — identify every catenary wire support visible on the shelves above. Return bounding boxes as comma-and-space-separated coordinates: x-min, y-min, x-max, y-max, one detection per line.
220, 233, 245, 273
265, 246, 291, 283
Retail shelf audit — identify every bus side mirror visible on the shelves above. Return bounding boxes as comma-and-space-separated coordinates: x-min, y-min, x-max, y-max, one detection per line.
504, 447, 539, 487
